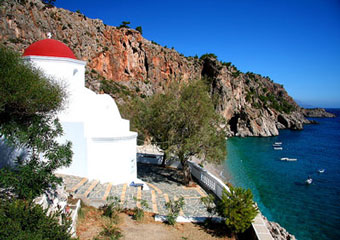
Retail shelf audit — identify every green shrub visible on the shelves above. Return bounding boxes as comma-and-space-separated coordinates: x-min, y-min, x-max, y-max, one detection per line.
232, 70, 241, 78
0, 199, 73, 240
221, 61, 232, 68
100, 80, 132, 97
132, 198, 149, 221
118, 21, 130, 29
200, 53, 218, 60
252, 102, 261, 109
200, 194, 216, 218
98, 221, 122, 240
259, 95, 268, 103
101, 196, 124, 224
245, 93, 252, 102
151, 40, 159, 46
135, 26, 142, 34
217, 187, 258, 234
165, 197, 184, 225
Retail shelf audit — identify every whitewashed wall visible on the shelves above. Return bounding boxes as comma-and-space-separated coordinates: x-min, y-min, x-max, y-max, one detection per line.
23, 55, 138, 184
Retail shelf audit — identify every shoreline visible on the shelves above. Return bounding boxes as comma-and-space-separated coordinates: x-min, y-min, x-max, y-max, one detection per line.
138, 144, 296, 240
201, 143, 296, 240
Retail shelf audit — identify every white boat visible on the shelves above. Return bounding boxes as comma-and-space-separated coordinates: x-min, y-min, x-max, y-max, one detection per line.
274, 147, 283, 150
273, 142, 283, 147
286, 158, 297, 161
305, 177, 312, 185
280, 157, 297, 161
318, 169, 325, 173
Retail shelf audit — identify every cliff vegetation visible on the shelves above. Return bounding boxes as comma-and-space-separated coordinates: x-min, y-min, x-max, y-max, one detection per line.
0, 0, 330, 137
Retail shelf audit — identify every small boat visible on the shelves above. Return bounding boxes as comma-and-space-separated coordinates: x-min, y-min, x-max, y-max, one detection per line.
274, 147, 283, 150
280, 157, 297, 161
305, 177, 312, 185
318, 169, 325, 173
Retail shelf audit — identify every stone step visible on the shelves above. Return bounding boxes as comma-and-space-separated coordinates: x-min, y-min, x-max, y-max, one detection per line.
58, 172, 215, 219
70, 177, 88, 193
58, 174, 88, 193
87, 182, 109, 200
74, 179, 99, 197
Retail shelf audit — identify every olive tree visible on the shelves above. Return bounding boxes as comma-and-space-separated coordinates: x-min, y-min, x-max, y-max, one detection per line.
123, 80, 226, 185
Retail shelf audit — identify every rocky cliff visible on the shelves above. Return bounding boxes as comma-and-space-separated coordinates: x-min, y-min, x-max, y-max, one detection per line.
0, 0, 330, 137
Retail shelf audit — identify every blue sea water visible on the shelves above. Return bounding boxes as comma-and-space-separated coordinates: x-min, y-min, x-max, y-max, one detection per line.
224, 109, 340, 240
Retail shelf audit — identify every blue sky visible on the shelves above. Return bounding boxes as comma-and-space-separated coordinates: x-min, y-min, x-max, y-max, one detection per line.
56, 0, 340, 108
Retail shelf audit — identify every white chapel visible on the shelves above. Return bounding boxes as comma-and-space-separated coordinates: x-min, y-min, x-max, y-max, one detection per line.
22, 39, 138, 184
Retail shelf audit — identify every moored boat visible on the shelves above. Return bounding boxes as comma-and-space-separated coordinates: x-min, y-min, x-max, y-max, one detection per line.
305, 177, 313, 185
280, 157, 297, 161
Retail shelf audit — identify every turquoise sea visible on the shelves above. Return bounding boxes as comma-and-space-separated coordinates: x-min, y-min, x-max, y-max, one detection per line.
224, 109, 340, 240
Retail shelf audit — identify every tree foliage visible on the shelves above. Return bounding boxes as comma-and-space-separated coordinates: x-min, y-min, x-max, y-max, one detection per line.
0, 46, 72, 200
217, 186, 258, 234
42, 0, 56, 6
118, 21, 131, 29
121, 80, 226, 185
0, 199, 73, 240
200, 53, 218, 60
135, 26, 142, 35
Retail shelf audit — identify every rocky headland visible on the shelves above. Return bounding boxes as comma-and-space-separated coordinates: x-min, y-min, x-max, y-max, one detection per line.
0, 0, 334, 138
302, 108, 336, 118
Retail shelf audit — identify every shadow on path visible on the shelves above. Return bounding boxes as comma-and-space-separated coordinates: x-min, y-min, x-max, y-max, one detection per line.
137, 162, 183, 186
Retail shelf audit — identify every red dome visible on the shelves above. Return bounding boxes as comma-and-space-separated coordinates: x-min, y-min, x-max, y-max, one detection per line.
23, 39, 77, 60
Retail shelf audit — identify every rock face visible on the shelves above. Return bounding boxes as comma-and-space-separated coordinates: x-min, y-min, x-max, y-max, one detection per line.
262, 215, 296, 240
0, 0, 333, 137
302, 108, 336, 118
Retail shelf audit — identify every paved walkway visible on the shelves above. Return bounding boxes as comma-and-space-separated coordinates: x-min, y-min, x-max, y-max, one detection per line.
58, 163, 213, 217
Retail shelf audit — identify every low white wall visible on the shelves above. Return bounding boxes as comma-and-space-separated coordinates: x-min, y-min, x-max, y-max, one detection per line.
188, 161, 230, 198
137, 153, 163, 165
189, 161, 272, 240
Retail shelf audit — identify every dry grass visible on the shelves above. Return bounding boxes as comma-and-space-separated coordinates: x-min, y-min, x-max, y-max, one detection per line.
76, 205, 235, 240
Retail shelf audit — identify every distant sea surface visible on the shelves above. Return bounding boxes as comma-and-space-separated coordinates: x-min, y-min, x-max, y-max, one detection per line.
224, 109, 340, 240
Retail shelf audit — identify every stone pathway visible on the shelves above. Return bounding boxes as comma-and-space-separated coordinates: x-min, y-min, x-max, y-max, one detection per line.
58, 163, 214, 218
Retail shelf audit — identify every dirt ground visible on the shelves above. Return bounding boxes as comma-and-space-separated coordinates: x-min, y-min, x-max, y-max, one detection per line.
76, 206, 235, 240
